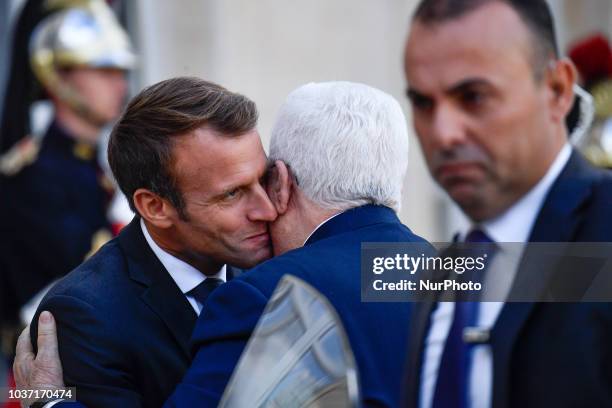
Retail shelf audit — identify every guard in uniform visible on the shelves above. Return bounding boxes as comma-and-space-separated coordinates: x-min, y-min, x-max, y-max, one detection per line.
0, 0, 135, 350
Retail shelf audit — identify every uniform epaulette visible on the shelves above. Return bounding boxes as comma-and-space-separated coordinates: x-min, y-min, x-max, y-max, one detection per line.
0, 135, 42, 176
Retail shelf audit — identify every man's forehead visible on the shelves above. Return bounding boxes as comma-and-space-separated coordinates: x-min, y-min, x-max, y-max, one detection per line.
174, 127, 262, 159
406, 2, 533, 63
173, 128, 266, 190
406, 46, 499, 87
405, 2, 534, 91
411, 1, 531, 33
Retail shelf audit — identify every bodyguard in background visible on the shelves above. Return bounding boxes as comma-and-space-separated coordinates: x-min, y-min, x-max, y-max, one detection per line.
403, 1, 612, 407
0, 0, 134, 335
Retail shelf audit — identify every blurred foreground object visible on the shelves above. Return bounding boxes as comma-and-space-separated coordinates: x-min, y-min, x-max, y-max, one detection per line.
569, 34, 612, 168
219, 275, 360, 408
0, 0, 135, 336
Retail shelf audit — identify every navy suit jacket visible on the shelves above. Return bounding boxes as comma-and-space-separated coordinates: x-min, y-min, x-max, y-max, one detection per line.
404, 151, 612, 408
31, 217, 238, 407
162, 205, 428, 408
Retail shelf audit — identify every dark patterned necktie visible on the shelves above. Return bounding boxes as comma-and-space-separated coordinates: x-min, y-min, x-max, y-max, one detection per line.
432, 229, 495, 408
189, 277, 224, 308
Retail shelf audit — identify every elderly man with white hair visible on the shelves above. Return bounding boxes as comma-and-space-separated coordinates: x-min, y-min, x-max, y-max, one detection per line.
15, 81, 428, 408
163, 81, 428, 407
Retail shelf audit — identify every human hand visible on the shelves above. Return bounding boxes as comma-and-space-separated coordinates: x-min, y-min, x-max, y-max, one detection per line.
13, 311, 65, 407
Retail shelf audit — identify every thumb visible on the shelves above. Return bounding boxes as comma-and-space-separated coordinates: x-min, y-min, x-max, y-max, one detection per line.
36, 311, 60, 362
13, 325, 34, 389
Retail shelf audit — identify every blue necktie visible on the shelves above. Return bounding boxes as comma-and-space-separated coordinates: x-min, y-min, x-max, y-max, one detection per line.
431, 229, 495, 408
189, 277, 224, 309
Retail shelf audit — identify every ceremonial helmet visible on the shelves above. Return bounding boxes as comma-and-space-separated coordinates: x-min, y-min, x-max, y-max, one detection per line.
0, 0, 135, 175
29, 0, 136, 125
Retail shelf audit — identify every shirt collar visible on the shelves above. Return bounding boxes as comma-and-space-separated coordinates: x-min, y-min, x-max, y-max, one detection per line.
463, 143, 572, 243
140, 218, 226, 294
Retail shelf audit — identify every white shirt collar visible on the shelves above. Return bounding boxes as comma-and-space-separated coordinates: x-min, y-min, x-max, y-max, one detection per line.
302, 212, 342, 246
140, 218, 226, 295
465, 144, 572, 243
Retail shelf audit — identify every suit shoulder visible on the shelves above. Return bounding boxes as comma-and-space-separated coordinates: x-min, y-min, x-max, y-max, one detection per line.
574, 168, 612, 239
305, 220, 430, 253
34, 238, 140, 350
592, 169, 612, 200
238, 219, 431, 291
43, 238, 129, 303
584, 168, 612, 215
236, 255, 301, 295
193, 278, 268, 342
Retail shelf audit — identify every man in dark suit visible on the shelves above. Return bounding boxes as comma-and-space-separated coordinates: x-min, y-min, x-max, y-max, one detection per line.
402, 1, 612, 407
22, 77, 277, 407
16, 81, 428, 408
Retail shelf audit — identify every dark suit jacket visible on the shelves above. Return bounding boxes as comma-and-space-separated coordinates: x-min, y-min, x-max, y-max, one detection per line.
404, 151, 612, 408
31, 217, 238, 407
163, 205, 428, 408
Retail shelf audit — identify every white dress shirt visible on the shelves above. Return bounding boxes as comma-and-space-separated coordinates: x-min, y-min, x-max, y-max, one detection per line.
420, 144, 572, 408
140, 219, 226, 315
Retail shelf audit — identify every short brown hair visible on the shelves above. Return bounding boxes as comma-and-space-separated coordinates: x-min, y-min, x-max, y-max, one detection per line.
108, 76, 258, 218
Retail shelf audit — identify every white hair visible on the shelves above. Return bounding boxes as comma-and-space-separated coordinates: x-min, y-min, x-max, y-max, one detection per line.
269, 81, 409, 212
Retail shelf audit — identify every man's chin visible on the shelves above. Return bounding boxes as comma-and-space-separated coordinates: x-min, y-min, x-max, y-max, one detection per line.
444, 180, 476, 201
444, 183, 490, 219
451, 190, 500, 222
234, 247, 273, 269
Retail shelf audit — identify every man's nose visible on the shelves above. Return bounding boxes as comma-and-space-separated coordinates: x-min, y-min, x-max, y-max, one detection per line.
248, 185, 278, 222
430, 104, 468, 149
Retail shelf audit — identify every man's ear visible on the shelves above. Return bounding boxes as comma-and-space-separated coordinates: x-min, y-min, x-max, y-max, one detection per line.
266, 160, 292, 215
547, 58, 578, 123
132, 188, 175, 228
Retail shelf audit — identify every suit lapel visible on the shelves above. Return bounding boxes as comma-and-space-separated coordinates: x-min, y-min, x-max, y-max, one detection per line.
526, 151, 595, 243
490, 151, 597, 408
140, 281, 197, 359
118, 218, 197, 359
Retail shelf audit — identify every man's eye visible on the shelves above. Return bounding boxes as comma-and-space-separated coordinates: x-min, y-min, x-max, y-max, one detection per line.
461, 90, 486, 107
224, 189, 240, 200
410, 94, 434, 112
